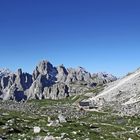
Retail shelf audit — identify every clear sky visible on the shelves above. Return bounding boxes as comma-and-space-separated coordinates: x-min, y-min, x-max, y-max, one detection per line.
0, 0, 140, 76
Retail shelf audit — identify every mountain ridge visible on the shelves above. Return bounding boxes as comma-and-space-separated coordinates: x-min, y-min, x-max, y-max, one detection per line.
0, 60, 117, 101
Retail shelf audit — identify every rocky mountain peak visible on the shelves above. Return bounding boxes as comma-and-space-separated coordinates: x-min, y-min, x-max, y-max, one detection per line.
0, 68, 12, 78
57, 65, 68, 74
17, 68, 22, 76
76, 67, 87, 73
33, 60, 57, 80
37, 60, 54, 74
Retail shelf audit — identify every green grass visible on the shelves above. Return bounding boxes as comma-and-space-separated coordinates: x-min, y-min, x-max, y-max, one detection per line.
27, 94, 89, 107
1, 108, 140, 140
84, 85, 104, 94
1, 98, 140, 140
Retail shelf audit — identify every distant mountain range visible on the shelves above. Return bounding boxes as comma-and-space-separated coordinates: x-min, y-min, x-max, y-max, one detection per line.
0, 60, 117, 101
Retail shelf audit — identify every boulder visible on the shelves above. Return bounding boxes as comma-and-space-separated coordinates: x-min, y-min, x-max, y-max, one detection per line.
33, 126, 41, 134
58, 114, 67, 123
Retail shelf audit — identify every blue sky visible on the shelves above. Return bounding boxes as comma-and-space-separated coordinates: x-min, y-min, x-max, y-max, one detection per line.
0, 0, 140, 76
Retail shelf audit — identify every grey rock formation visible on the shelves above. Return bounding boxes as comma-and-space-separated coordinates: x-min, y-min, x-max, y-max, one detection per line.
0, 60, 117, 101
89, 69, 140, 115
0, 68, 11, 79
92, 72, 117, 85
66, 67, 91, 84
33, 60, 57, 82
0, 69, 32, 101
56, 65, 68, 82
43, 83, 69, 100
58, 114, 67, 123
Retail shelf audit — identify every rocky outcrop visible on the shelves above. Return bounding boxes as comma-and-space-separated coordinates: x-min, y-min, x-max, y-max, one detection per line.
0, 60, 117, 101
56, 65, 68, 82
0, 69, 32, 101
66, 67, 92, 84
92, 72, 117, 85
0, 69, 11, 79
43, 83, 69, 100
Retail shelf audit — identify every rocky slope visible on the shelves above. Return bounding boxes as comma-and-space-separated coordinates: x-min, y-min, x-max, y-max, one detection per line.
0, 60, 117, 101
89, 68, 140, 115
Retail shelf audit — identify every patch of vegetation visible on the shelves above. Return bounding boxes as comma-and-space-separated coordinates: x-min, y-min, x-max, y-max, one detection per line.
0, 99, 140, 140
84, 85, 104, 94
28, 95, 90, 107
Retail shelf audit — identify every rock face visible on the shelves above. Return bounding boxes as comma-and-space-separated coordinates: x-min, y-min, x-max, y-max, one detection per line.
0, 69, 32, 101
0, 69, 11, 79
0, 60, 117, 101
89, 69, 140, 115
92, 72, 117, 85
